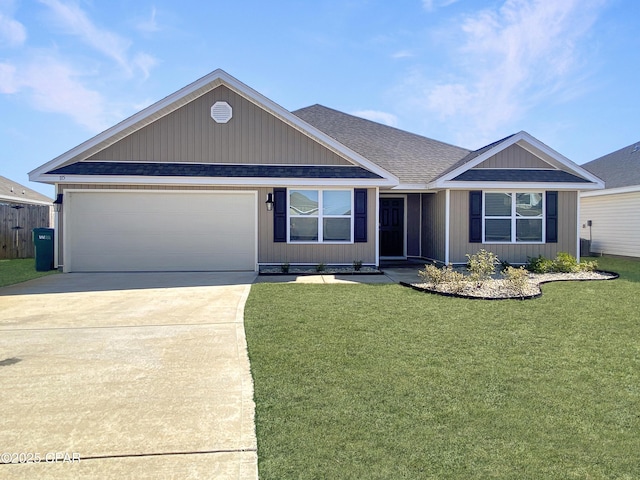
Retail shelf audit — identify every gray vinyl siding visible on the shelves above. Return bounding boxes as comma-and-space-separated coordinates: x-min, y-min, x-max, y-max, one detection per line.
406, 194, 421, 257
421, 191, 446, 262
87, 85, 351, 166
476, 144, 551, 169
449, 190, 578, 264
56, 184, 377, 267
580, 192, 640, 258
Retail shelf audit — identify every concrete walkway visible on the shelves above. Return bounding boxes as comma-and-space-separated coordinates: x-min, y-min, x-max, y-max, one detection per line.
0, 272, 258, 480
253, 267, 422, 285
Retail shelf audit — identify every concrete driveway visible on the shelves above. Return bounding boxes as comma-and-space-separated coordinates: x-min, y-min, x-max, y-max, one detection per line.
0, 272, 258, 480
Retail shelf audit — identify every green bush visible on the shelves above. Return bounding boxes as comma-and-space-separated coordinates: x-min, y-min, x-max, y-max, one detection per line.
526, 253, 598, 273
353, 260, 363, 271
418, 264, 466, 291
466, 249, 499, 285
553, 252, 580, 273
526, 255, 554, 273
503, 266, 530, 296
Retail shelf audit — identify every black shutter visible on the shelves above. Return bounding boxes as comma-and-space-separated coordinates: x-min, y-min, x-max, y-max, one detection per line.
469, 190, 482, 243
354, 188, 367, 242
546, 191, 558, 243
273, 188, 287, 243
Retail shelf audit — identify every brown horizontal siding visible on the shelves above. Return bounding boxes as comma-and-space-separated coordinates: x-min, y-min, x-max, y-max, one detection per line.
87, 86, 350, 166
421, 192, 446, 262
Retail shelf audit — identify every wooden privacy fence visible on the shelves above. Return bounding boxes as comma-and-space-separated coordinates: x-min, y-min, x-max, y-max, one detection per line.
0, 203, 52, 259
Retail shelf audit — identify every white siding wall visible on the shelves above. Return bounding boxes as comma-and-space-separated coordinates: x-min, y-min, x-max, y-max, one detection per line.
580, 191, 640, 258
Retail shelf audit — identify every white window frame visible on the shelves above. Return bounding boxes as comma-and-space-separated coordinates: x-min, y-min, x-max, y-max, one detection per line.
483, 191, 545, 244
287, 188, 354, 244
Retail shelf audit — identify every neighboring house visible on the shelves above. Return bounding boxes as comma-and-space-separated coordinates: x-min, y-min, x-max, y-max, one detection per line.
0, 175, 53, 259
580, 141, 640, 258
29, 70, 603, 273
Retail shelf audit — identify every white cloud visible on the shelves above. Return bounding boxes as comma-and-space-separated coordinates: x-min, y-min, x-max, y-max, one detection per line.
404, 0, 607, 147
38, 0, 157, 78
136, 6, 160, 34
352, 110, 398, 127
4, 56, 109, 131
392, 50, 414, 59
422, 0, 460, 12
0, 11, 26, 46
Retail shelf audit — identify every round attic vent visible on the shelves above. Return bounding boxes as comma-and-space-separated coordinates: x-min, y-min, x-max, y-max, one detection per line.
211, 101, 232, 123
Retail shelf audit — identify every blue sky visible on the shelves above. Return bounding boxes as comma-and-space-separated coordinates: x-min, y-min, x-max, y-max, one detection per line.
1, 0, 638, 197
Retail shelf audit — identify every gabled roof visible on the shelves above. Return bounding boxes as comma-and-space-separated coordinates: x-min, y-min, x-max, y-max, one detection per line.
293, 105, 470, 186
581, 141, 640, 189
430, 131, 604, 190
0, 175, 52, 205
30, 70, 397, 186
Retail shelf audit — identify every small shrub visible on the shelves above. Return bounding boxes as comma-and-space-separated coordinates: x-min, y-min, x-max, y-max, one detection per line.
316, 263, 326, 272
503, 266, 530, 297
526, 255, 554, 273
500, 260, 513, 272
281, 262, 290, 274
353, 260, 363, 272
552, 252, 580, 273
418, 264, 445, 286
466, 249, 499, 285
418, 264, 467, 292
579, 259, 598, 272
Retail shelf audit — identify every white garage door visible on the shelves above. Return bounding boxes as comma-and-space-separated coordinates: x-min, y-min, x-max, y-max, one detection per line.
64, 191, 257, 272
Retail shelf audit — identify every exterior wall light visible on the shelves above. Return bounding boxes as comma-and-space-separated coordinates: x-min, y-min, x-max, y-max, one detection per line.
53, 194, 63, 212
265, 193, 274, 211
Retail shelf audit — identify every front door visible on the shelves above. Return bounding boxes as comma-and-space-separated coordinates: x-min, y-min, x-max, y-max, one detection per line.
379, 198, 404, 257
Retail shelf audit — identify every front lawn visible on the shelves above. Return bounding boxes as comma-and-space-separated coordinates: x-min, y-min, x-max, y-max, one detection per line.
0, 258, 58, 287
244, 256, 640, 479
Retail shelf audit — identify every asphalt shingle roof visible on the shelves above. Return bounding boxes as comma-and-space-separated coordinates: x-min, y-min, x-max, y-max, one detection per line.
580, 141, 640, 189
48, 162, 383, 179
293, 105, 471, 184
0, 175, 52, 204
452, 169, 591, 183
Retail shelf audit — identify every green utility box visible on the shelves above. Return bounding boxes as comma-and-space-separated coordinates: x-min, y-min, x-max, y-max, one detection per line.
33, 228, 55, 271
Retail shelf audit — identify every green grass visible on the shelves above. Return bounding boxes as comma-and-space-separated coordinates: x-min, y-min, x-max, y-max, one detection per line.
0, 258, 58, 287
245, 256, 640, 479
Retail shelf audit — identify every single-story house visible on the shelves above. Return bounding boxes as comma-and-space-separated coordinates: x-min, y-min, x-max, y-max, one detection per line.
29, 69, 604, 272
1, 175, 53, 259
580, 141, 640, 258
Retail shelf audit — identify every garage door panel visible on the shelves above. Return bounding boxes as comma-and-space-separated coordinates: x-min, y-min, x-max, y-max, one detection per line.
66, 191, 256, 272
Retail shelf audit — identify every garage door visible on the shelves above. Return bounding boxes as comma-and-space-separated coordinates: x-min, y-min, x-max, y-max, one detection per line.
64, 191, 257, 272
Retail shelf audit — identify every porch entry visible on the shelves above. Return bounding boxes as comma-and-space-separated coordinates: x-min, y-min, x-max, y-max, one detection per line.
379, 197, 404, 257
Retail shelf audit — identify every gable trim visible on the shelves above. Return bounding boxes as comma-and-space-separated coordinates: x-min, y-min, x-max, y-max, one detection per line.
428, 131, 604, 189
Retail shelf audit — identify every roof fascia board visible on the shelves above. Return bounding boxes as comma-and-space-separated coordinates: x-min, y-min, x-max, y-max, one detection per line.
36, 174, 394, 187
434, 181, 603, 191
429, 131, 604, 189
30, 69, 398, 185
580, 185, 640, 197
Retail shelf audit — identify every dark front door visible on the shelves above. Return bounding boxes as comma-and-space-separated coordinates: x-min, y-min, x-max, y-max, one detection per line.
380, 198, 404, 256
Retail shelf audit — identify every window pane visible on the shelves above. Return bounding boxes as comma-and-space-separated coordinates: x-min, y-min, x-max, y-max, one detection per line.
485, 193, 512, 216
323, 190, 351, 215
290, 217, 318, 241
516, 218, 542, 242
290, 190, 318, 216
323, 218, 351, 241
516, 193, 543, 217
485, 219, 511, 242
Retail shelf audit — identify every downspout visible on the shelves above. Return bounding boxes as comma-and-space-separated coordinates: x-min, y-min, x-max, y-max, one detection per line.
375, 187, 380, 268
576, 191, 581, 263
445, 189, 450, 265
